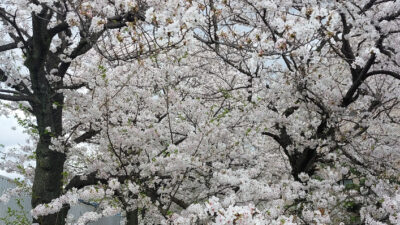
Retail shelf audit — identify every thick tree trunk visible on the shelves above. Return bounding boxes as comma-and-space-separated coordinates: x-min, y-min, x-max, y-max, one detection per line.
26, 9, 70, 222
31, 138, 68, 225
290, 148, 317, 181
126, 209, 139, 225
31, 92, 68, 225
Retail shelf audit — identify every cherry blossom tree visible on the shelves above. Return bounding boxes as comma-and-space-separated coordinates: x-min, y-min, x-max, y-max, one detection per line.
1, 0, 400, 225
0, 0, 149, 224
163, 0, 400, 224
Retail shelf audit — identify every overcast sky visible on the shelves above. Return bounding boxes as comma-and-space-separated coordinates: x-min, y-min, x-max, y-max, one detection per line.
0, 116, 28, 146
0, 115, 29, 178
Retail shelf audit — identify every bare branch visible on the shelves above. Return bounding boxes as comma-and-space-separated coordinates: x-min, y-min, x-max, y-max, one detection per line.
64, 172, 107, 191
73, 129, 100, 144
48, 22, 69, 37
0, 41, 18, 52
55, 82, 87, 90
0, 93, 32, 102
379, 10, 400, 22
170, 196, 189, 209
0, 89, 21, 94
365, 70, 400, 80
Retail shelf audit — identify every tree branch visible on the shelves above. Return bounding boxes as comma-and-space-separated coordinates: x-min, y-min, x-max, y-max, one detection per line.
170, 196, 189, 209
365, 70, 400, 80
64, 172, 107, 191
0, 41, 19, 52
48, 22, 69, 37
0, 69, 33, 96
339, 13, 358, 81
379, 10, 400, 22
55, 82, 87, 90
341, 54, 379, 107
73, 129, 100, 144
0, 93, 32, 102
359, 0, 377, 14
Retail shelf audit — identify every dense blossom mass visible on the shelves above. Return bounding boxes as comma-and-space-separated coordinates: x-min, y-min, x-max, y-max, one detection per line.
0, 0, 400, 224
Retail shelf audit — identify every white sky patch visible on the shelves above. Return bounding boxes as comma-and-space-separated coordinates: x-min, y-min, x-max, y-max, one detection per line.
0, 115, 29, 146
0, 116, 30, 179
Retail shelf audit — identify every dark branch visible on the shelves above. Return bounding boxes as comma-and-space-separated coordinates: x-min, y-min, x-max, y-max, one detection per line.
339, 13, 358, 81
379, 10, 400, 22
55, 83, 87, 90
170, 196, 189, 209
64, 172, 106, 191
341, 53, 377, 107
359, 0, 377, 14
0, 41, 19, 52
0, 69, 33, 96
0, 93, 32, 102
48, 22, 69, 37
365, 70, 400, 80
73, 129, 100, 144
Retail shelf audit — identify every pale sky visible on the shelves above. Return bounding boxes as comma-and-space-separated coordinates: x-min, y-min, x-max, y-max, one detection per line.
0, 116, 28, 146
0, 115, 29, 178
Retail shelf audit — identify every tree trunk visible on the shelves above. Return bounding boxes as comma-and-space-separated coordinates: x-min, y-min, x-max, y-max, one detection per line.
31, 92, 68, 225
31, 138, 68, 225
290, 148, 317, 181
126, 209, 139, 225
